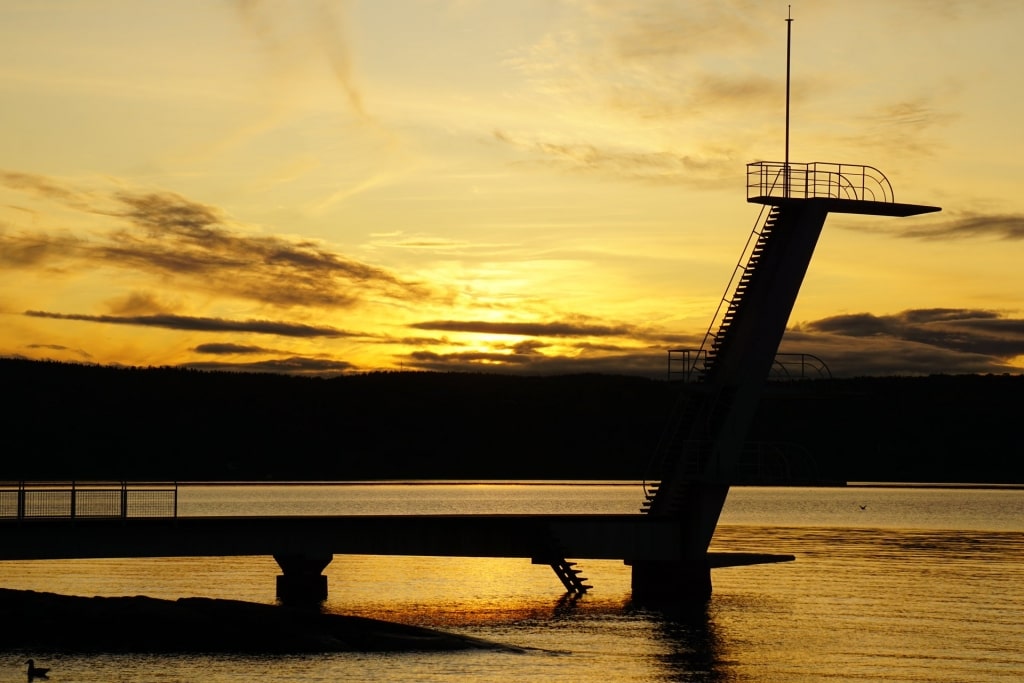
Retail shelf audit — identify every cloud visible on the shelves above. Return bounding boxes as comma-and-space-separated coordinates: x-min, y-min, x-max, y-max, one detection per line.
372, 233, 471, 252
506, 339, 547, 355
105, 292, 174, 317
0, 230, 81, 269
780, 332, 1009, 377
25, 343, 92, 360
385, 334, 465, 348
844, 97, 958, 157
400, 311, 699, 377
688, 74, 779, 110
0, 172, 432, 308
833, 210, 1024, 243
786, 308, 1024, 376
0, 171, 95, 211
516, 0, 770, 76
104, 190, 426, 306
24, 310, 356, 339
232, 0, 367, 118
405, 348, 664, 377
598, 0, 770, 61
854, 211, 1024, 242
178, 356, 356, 376
192, 343, 274, 355
410, 318, 634, 338
410, 307, 1024, 378
802, 308, 1024, 358
492, 130, 735, 186
497, 2, 777, 187
598, 71, 781, 129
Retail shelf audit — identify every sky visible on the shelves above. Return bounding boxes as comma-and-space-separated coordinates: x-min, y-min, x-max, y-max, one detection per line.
2, 0, 1023, 379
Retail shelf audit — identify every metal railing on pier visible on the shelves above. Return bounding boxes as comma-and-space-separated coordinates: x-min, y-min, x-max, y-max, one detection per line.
667, 350, 832, 382
0, 481, 178, 520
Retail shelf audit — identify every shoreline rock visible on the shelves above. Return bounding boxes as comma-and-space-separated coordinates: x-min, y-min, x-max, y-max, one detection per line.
0, 588, 521, 653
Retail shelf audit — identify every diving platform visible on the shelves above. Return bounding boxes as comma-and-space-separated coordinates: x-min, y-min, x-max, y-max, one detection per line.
747, 160, 940, 216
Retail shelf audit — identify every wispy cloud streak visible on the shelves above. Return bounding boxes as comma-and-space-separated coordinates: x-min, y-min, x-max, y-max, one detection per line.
179, 356, 355, 376
411, 318, 634, 338
192, 343, 276, 355
25, 310, 356, 338
841, 211, 1024, 242
492, 131, 735, 186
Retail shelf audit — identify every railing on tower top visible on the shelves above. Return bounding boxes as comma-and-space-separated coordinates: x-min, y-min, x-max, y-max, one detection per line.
748, 161, 895, 203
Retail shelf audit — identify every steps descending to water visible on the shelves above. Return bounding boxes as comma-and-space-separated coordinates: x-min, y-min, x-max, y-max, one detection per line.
534, 532, 592, 594
549, 559, 592, 595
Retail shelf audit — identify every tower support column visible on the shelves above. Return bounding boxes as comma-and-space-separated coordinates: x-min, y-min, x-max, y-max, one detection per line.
273, 552, 332, 604
629, 557, 712, 605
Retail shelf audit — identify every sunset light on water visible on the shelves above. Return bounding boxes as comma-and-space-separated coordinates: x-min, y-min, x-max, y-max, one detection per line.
2, 484, 1022, 681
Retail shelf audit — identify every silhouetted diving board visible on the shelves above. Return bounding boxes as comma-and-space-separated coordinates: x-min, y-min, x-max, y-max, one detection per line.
708, 552, 794, 568
748, 196, 941, 217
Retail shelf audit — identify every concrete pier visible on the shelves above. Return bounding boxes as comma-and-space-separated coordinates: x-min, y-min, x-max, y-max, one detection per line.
274, 552, 333, 604
630, 559, 712, 604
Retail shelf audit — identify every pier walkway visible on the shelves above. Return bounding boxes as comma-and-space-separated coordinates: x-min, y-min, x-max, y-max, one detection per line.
1, 481, 789, 602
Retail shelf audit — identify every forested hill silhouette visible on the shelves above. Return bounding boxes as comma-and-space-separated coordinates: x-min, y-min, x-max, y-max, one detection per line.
3, 358, 1022, 484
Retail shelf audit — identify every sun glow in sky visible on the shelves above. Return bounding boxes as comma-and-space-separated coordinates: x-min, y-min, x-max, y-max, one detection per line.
2, 0, 1023, 378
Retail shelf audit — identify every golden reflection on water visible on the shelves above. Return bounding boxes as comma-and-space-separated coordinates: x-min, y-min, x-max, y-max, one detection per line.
322, 556, 634, 628
709, 525, 1024, 681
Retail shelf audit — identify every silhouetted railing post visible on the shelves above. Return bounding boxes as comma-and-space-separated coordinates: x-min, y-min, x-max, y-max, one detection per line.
120, 481, 128, 519
17, 481, 25, 520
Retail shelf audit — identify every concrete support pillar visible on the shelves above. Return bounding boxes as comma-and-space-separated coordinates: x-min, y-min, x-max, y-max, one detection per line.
273, 552, 333, 604
630, 558, 712, 606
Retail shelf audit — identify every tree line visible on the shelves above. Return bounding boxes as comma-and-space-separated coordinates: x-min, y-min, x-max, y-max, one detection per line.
3, 358, 1021, 484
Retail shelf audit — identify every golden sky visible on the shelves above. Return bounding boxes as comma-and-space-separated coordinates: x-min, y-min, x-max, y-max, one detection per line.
2, 0, 1022, 378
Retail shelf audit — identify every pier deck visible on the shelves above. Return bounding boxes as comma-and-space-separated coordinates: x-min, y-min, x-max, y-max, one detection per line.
0, 513, 790, 569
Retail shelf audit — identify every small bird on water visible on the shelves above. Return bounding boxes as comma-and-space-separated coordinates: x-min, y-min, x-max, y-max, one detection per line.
26, 659, 50, 681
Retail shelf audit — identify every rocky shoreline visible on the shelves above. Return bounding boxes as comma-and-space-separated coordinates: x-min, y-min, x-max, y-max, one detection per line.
0, 589, 520, 653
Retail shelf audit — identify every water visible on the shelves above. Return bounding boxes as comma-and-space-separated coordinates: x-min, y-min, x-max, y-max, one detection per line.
2, 483, 1023, 681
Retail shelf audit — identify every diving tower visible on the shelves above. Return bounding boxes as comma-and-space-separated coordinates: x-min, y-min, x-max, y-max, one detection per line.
632, 160, 940, 601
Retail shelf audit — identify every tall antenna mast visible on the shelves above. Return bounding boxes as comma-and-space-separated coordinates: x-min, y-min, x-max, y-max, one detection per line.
785, 6, 793, 197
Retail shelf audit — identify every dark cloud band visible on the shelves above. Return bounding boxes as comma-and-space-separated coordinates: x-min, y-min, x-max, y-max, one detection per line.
25, 310, 353, 339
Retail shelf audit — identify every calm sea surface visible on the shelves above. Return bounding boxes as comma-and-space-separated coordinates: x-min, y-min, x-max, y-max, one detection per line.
2, 483, 1023, 682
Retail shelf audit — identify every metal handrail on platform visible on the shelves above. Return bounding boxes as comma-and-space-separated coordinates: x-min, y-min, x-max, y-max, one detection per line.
0, 481, 178, 520
747, 161, 895, 203
668, 351, 831, 382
